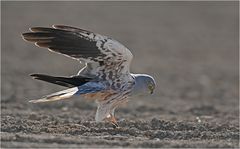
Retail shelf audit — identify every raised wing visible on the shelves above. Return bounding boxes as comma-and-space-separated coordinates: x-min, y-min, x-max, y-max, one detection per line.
22, 25, 133, 79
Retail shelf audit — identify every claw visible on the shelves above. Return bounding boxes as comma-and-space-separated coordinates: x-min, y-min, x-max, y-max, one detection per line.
111, 122, 119, 128
111, 117, 119, 128
106, 114, 119, 128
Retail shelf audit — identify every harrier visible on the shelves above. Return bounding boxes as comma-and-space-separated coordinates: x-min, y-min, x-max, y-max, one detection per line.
22, 25, 156, 127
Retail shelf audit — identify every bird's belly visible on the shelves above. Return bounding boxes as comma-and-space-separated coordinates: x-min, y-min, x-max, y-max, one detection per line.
81, 92, 112, 101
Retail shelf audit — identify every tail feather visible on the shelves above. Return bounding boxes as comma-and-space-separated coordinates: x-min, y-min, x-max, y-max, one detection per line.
29, 87, 79, 103
30, 74, 92, 88
29, 82, 107, 103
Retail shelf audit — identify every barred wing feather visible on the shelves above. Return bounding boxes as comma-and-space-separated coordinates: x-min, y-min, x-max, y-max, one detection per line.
22, 25, 133, 79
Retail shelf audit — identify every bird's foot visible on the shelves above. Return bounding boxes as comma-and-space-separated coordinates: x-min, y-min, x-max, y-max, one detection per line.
111, 122, 119, 128
106, 114, 119, 128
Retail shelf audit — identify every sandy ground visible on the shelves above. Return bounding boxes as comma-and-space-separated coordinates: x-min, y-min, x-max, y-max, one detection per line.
1, 1, 239, 148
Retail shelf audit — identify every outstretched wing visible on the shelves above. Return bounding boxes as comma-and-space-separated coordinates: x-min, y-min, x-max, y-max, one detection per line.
22, 25, 133, 79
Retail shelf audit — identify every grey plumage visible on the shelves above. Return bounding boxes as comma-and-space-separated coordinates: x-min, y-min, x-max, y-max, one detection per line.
22, 25, 156, 127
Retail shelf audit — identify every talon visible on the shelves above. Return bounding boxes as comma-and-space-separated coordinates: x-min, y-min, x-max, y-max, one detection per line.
111, 122, 119, 128
110, 114, 119, 128
106, 114, 119, 128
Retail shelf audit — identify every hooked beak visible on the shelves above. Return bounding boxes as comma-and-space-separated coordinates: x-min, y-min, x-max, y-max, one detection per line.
149, 87, 154, 94
150, 89, 154, 94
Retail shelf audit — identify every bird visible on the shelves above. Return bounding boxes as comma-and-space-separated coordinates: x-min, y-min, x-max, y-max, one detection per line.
22, 25, 156, 127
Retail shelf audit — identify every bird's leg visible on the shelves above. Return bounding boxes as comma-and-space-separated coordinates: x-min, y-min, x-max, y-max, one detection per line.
110, 114, 119, 128
106, 113, 119, 128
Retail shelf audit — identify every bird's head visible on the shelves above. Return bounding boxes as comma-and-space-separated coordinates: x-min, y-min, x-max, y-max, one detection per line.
131, 74, 156, 96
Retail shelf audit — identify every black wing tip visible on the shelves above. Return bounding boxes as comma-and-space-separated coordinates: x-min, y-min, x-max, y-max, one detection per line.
21, 32, 35, 39
29, 25, 78, 33
22, 32, 33, 37
52, 24, 64, 28
30, 73, 46, 79
53, 24, 91, 33
22, 33, 39, 43
30, 73, 39, 79
29, 27, 39, 32
21, 33, 29, 41
30, 73, 37, 77
30, 73, 49, 77
23, 24, 89, 33
30, 27, 48, 32
21, 32, 55, 44
22, 26, 60, 40
22, 25, 90, 39
53, 24, 77, 29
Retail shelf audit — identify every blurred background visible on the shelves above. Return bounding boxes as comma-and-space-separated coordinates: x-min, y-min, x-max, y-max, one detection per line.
1, 1, 239, 148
